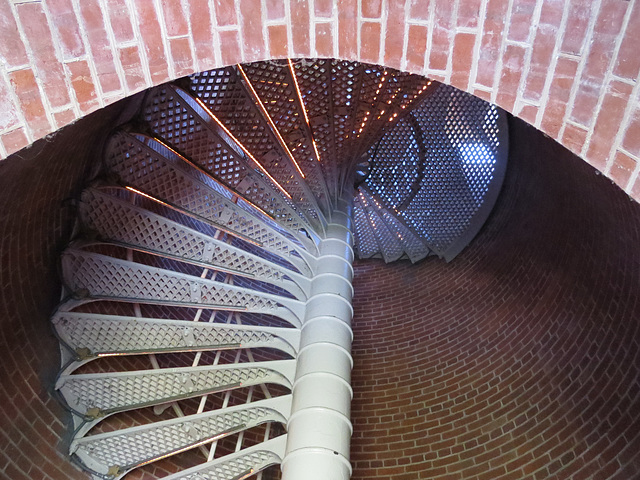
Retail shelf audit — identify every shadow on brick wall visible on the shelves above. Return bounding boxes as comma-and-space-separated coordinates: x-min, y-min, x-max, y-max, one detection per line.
0, 101, 128, 480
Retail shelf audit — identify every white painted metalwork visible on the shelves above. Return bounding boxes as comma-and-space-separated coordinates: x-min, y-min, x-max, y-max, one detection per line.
362, 199, 404, 263
160, 435, 287, 480
104, 131, 317, 271
61, 249, 304, 328
362, 83, 508, 260
148, 81, 327, 234
79, 188, 311, 299
56, 360, 295, 418
353, 187, 432, 263
378, 208, 432, 263
237, 63, 333, 217
71, 396, 290, 479
51, 59, 507, 480
281, 191, 355, 480
52, 311, 300, 367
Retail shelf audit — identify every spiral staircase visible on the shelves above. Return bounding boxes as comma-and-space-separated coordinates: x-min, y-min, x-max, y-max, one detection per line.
52, 59, 507, 480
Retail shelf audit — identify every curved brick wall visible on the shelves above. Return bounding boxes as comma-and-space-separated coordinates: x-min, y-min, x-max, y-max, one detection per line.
0, 102, 284, 479
350, 117, 640, 479
0, 102, 130, 480
2, 105, 638, 479
0, 1, 639, 200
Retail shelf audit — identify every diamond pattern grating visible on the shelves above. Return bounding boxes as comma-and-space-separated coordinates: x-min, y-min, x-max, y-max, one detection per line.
72, 397, 289, 476
52, 59, 506, 479
56, 360, 294, 416
160, 437, 285, 480
363, 83, 507, 259
79, 188, 309, 299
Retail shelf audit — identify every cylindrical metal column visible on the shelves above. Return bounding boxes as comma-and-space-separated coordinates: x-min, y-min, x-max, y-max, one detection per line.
282, 193, 355, 480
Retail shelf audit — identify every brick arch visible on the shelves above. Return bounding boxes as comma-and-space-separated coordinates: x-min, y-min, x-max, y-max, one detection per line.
0, 0, 639, 200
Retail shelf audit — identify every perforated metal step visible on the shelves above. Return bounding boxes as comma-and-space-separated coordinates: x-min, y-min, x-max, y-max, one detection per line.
238, 61, 332, 214
353, 188, 431, 263
160, 435, 287, 480
378, 209, 432, 263
61, 249, 304, 328
79, 188, 310, 300
71, 396, 291, 479
104, 131, 315, 273
362, 83, 508, 260
56, 359, 295, 418
52, 311, 300, 365
146, 79, 326, 233
362, 202, 404, 263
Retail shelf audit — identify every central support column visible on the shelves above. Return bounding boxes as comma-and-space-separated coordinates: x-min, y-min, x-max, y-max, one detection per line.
282, 192, 355, 480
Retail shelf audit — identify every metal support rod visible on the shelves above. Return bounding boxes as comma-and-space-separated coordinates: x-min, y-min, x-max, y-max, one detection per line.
281, 189, 355, 480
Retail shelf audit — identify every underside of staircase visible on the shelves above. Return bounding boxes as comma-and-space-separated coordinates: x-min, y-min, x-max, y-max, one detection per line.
52, 59, 507, 480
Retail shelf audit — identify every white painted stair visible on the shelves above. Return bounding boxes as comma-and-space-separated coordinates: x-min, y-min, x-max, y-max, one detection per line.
52, 59, 506, 480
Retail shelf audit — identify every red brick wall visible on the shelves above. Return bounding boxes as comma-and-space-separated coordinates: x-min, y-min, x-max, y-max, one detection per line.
1, 89, 639, 479
1, 1, 640, 200
0, 103, 128, 480
350, 117, 640, 479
